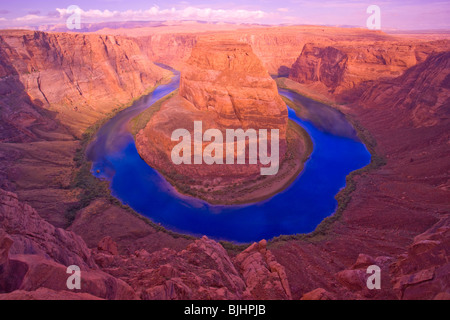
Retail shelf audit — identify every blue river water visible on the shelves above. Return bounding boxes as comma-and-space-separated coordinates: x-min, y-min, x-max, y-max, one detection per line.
86, 73, 371, 243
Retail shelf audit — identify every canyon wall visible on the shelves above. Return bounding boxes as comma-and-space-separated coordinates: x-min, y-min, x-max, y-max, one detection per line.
179, 41, 288, 135
131, 26, 450, 101
0, 30, 170, 227
135, 40, 304, 204
0, 30, 171, 139
273, 48, 450, 300
134, 26, 444, 78
288, 39, 450, 98
358, 51, 450, 128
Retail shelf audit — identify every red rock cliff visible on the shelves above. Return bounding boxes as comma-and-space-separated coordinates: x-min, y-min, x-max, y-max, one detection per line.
179, 41, 288, 136
135, 40, 308, 204
0, 30, 171, 139
289, 40, 450, 98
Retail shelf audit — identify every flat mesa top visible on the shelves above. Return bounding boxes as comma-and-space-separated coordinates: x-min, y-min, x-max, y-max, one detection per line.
194, 39, 251, 49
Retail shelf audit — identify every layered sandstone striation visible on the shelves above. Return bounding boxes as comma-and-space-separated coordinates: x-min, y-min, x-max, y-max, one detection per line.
0, 30, 171, 139
288, 40, 450, 99
273, 49, 450, 300
0, 30, 170, 226
136, 40, 309, 204
128, 26, 415, 75
0, 189, 138, 299
357, 51, 450, 127
0, 25, 449, 300
179, 41, 288, 134
0, 188, 292, 300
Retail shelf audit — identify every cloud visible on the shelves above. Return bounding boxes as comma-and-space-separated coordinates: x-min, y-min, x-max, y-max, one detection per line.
54, 6, 267, 22
16, 14, 44, 22
0, 5, 269, 28
277, 8, 289, 12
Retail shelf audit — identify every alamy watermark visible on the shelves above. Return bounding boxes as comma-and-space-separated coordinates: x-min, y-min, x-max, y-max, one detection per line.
367, 5, 381, 30
66, 5, 82, 30
171, 121, 280, 175
66, 265, 81, 290
366, 265, 381, 290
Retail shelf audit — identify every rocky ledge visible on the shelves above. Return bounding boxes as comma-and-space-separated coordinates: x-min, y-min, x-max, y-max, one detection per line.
0, 189, 292, 300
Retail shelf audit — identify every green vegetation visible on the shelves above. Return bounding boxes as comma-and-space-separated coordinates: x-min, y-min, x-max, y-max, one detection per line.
66, 75, 386, 251
67, 104, 136, 226
129, 89, 178, 137
276, 77, 340, 106
281, 95, 297, 110
65, 80, 197, 241
219, 241, 251, 253
269, 88, 387, 245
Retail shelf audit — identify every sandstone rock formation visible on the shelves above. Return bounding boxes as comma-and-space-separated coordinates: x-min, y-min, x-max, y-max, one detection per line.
234, 240, 292, 300
0, 188, 292, 300
136, 40, 308, 204
179, 41, 288, 135
1, 25, 449, 300
0, 189, 96, 270
289, 40, 450, 98
271, 48, 449, 300
390, 214, 450, 300
131, 26, 418, 75
0, 30, 171, 139
357, 51, 450, 127
0, 29, 171, 227
0, 189, 137, 299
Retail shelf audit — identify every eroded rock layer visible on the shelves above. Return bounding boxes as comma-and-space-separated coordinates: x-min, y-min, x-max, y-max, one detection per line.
0, 30, 171, 226
288, 40, 449, 98
136, 40, 308, 204
0, 30, 171, 139
179, 41, 288, 134
0, 189, 292, 300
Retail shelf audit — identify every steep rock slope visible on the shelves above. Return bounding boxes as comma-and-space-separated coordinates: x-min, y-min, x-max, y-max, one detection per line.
0, 30, 171, 139
272, 50, 449, 300
289, 40, 450, 98
357, 51, 450, 127
0, 189, 137, 299
0, 30, 170, 227
179, 41, 288, 136
135, 40, 309, 204
0, 188, 292, 300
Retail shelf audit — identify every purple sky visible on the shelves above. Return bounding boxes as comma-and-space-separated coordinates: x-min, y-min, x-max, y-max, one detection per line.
0, 0, 449, 30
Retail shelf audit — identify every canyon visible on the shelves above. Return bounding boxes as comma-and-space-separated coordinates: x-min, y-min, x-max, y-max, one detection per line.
0, 30, 171, 227
0, 25, 448, 299
135, 40, 309, 204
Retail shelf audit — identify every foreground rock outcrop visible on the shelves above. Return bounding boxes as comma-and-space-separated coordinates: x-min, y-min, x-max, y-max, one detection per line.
234, 240, 292, 300
0, 188, 292, 300
0, 189, 137, 299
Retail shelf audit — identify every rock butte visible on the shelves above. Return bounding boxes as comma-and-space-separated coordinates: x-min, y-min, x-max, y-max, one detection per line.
135, 40, 309, 204
0, 25, 448, 299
